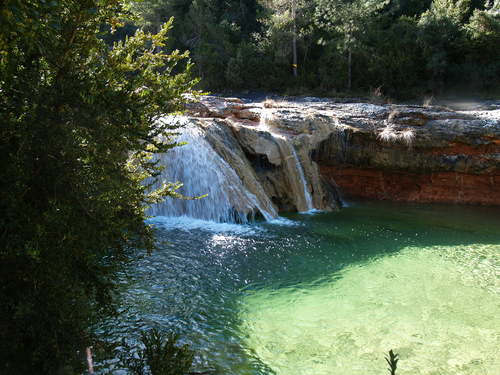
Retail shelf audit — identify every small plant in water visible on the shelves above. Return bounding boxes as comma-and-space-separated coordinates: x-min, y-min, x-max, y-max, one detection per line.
385, 350, 399, 375
119, 329, 195, 375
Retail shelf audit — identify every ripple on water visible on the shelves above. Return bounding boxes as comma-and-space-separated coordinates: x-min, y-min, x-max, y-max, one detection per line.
238, 243, 500, 375
97, 203, 500, 374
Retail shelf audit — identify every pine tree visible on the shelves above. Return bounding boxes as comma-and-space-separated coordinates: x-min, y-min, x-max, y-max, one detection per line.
315, 0, 390, 90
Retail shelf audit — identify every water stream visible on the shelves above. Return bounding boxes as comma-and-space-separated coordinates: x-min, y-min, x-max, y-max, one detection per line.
147, 122, 277, 222
98, 200, 500, 375
290, 146, 313, 211
274, 135, 314, 212
258, 110, 315, 212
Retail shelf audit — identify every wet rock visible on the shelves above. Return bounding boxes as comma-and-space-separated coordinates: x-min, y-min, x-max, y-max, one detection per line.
187, 95, 500, 207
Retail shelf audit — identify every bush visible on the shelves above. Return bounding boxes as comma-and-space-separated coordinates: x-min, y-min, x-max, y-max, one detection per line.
120, 329, 195, 375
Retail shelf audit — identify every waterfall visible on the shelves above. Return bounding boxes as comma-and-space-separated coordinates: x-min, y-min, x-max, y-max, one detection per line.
274, 135, 314, 212
258, 109, 314, 212
147, 120, 278, 223
291, 146, 314, 211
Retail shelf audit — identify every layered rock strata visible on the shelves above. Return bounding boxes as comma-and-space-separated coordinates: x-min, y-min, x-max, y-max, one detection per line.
186, 95, 500, 209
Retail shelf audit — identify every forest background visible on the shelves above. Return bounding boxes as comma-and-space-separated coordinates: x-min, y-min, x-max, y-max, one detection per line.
1, 0, 499, 374
118, 0, 500, 99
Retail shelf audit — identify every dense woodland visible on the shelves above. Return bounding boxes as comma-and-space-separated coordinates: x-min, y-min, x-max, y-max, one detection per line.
113, 0, 500, 98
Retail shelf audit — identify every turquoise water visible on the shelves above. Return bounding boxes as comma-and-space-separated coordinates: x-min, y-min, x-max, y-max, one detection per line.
99, 201, 500, 374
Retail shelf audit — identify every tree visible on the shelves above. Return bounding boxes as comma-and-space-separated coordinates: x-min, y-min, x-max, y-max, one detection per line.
465, 0, 500, 60
254, 0, 314, 77
0, 0, 61, 85
315, 0, 389, 90
367, 16, 425, 96
0, 0, 197, 372
179, 0, 263, 89
125, 0, 193, 51
417, 0, 470, 80
390, 0, 433, 18
455, 0, 500, 91
120, 329, 195, 375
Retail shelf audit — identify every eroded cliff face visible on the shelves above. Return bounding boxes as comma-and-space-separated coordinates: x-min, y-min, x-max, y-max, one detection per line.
310, 103, 500, 204
186, 95, 500, 209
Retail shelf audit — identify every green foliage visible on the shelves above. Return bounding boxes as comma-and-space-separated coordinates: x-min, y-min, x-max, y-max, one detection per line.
418, 0, 470, 79
368, 17, 426, 96
385, 350, 399, 375
226, 42, 260, 89
174, 0, 263, 90
124, 0, 500, 96
390, 0, 433, 18
315, 0, 390, 50
0, 1, 197, 373
465, 0, 500, 60
454, 0, 500, 93
254, 0, 314, 64
120, 329, 195, 375
414, 0, 500, 93
315, 0, 390, 89
0, 0, 61, 83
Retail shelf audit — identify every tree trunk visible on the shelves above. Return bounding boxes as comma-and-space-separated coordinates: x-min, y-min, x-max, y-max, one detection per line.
348, 48, 351, 90
292, 0, 298, 77
347, 26, 352, 90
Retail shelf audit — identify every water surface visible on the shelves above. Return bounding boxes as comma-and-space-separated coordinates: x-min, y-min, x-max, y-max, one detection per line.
99, 201, 500, 374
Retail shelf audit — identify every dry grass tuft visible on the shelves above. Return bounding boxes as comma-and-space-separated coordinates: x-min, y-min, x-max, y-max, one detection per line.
262, 97, 286, 108
378, 125, 398, 143
387, 109, 400, 123
370, 86, 384, 104
378, 125, 416, 148
423, 95, 434, 107
400, 128, 416, 148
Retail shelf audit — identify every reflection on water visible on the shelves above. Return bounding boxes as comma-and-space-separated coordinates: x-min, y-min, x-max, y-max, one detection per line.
96, 200, 500, 374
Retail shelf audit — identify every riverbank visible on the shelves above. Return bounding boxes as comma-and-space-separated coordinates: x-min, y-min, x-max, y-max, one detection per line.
186, 95, 500, 207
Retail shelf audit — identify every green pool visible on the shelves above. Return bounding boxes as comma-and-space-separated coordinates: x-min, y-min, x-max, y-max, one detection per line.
100, 200, 500, 374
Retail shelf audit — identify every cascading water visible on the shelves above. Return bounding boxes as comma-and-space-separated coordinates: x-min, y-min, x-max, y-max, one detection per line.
147, 120, 277, 223
259, 110, 315, 212
291, 146, 314, 211
275, 135, 314, 212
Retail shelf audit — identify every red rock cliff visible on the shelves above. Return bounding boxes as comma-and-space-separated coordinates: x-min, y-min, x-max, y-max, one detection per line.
189, 96, 500, 208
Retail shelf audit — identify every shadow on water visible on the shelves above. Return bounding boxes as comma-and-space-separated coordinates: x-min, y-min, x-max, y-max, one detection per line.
97, 200, 500, 374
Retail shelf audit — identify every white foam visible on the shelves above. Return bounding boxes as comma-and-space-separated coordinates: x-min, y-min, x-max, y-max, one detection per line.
298, 208, 323, 215
146, 215, 259, 234
265, 216, 303, 226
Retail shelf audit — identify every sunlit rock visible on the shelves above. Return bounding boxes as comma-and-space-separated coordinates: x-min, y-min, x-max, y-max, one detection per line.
158, 95, 499, 222
186, 95, 500, 206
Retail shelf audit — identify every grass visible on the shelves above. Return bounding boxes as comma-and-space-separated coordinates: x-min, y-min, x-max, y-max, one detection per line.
378, 124, 399, 143
400, 128, 416, 148
385, 350, 399, 375
262, 97, 287, 108
378, 125, 416, 148
423, 95, 434, 107
370, 86, 385, 104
